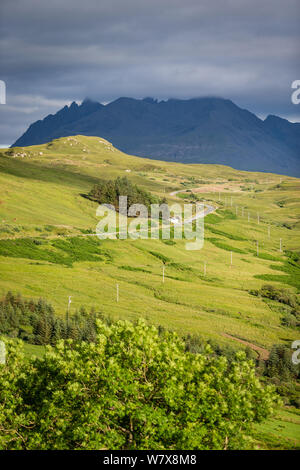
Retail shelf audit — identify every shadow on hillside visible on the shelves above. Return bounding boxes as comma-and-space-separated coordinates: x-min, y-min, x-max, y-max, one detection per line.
0, 153, 101, 188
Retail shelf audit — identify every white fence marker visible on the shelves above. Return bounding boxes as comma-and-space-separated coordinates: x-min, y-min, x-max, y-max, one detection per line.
116, 284, 119, 302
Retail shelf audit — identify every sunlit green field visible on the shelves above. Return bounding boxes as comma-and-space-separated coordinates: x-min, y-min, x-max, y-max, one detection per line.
1, 135, 299, 449
1, 136, 299, 351
254, 407, 300, 449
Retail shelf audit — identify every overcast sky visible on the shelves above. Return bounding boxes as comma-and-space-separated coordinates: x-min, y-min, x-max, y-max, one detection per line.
0, 0, 299, 146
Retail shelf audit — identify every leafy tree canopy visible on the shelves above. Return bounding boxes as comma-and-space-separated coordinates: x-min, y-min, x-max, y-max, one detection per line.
0, 319, 278, 450
87, 176, 165, 213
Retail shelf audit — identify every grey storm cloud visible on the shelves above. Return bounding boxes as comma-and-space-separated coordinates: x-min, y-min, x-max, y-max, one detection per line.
0, 0, 299, 145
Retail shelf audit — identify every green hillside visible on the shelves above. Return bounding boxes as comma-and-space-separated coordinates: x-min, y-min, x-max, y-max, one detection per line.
0, 135, 299, 350
1, 135, 300, 449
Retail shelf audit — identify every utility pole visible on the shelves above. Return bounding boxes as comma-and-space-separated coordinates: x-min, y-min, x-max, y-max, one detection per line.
0, 341, 6, 365
67, 296, 72, 328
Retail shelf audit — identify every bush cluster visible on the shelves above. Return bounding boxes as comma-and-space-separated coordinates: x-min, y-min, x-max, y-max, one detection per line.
0, 320, 278, 450
87, 176, 164, 213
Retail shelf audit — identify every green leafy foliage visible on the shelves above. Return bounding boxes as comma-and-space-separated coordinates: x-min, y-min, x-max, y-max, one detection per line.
0, 237, 112, 267
0, 320, 278, 450
87, 176, 162, 213
250, 284, 299, 309
249, 284, 300, 329
0, 292, 106, 345
255, 260, 300, 290
263, 344, 300, 408
206, 226, 246, 241
265, 344, 299, 382
118, 265, 151, 273
206, 238, 246, 253
148, 250, 170, 264
255, 252, 282, 261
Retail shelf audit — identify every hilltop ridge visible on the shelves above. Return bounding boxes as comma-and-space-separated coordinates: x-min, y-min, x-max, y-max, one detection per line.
12, 97, 300, 177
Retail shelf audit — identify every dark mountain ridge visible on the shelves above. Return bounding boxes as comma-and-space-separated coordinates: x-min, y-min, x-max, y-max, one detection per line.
12, 97, 300, 176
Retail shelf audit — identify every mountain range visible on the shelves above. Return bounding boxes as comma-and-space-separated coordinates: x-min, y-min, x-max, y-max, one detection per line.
12, 97, 300, 176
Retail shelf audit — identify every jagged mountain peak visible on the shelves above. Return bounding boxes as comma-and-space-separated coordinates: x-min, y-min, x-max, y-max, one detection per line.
12, 96, 300, 176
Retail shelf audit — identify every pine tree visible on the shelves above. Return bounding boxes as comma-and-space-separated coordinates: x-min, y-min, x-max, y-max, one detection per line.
51, 320, 62, 345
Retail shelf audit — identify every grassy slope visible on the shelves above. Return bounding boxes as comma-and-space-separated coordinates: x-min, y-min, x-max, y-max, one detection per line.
1, 135, 299, 349
1, 135, 300, 449
254, 407, 300, 449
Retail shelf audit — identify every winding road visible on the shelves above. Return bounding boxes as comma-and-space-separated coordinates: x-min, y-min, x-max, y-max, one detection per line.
169, 188, 216, 222
93, 187, 217, 238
